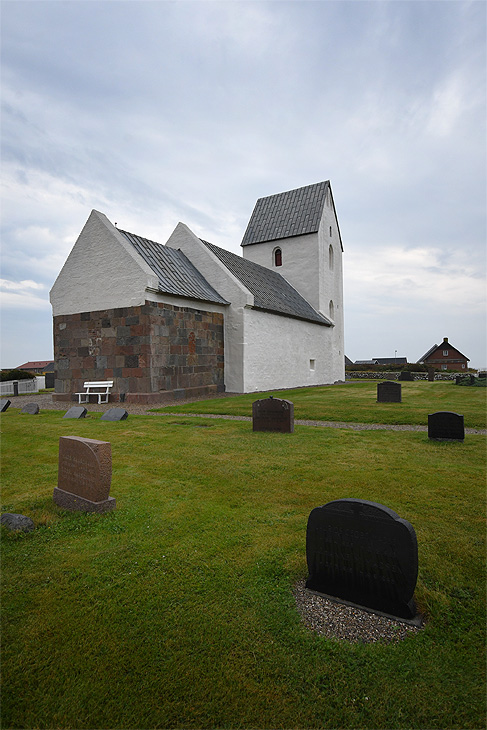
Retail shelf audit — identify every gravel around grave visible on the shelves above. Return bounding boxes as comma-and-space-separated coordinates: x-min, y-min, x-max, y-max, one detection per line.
293, 579, 424, 643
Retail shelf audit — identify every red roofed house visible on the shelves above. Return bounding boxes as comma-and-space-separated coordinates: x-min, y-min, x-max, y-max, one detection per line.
16, 361, 55, 374
418, 338, 469, 371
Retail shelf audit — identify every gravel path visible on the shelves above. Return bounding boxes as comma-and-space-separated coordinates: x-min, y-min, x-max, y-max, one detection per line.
7, 393, 486, 434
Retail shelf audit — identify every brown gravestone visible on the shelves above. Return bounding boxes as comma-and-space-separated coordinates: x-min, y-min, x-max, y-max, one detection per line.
252, 396, 294, 432
53, 436, 115, 512
377, 381, 401, 403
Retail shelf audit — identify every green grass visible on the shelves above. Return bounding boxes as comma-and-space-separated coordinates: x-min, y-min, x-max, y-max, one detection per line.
152, 380, 487, 429
1, 397, 485, 729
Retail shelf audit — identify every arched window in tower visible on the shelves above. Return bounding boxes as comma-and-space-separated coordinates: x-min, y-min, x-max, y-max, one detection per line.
329, 244, 334, 270
329, 300, 334, 320
274, 247, 282, 267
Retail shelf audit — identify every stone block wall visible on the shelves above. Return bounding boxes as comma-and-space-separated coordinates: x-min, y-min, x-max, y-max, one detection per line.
53, 301, 224, 401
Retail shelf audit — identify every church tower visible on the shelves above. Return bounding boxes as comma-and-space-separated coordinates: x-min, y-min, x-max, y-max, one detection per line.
241, 181, 344, 377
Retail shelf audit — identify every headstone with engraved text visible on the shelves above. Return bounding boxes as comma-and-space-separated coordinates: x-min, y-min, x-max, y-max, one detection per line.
377, 381, 401, 403
53, 436, 115, 512
428, 411, 464, 440
252, 396, 294, 433
306, 498, 418, 620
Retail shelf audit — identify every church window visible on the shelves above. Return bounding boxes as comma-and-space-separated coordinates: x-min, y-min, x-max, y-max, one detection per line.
329, 226, 332, 237
274, 248, 282, 267
329, 244, 334, 270
310, 359, 316, 371
329, 300, 334, 319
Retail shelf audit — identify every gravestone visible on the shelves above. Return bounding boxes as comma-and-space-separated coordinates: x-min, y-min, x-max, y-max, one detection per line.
21, 403, 39, 414
428, 411, 464, 440
398, 371, 413, 381
63, 406, 87, 419
100, 408, 128, 421
1, 513, 35, 533
306, 498, 418, 620
252, 396, 294, 433
377, 381, 401, 403
427, 368, 435, 382
0, 399, 11, 412
53, 436, 115, 512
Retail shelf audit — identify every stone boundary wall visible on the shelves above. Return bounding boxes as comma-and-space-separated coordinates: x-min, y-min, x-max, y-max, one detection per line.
53, 301, 224, 400
345, 371, 459, 381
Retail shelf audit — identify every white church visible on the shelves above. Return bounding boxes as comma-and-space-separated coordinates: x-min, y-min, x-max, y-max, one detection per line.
50, 181, 344, 403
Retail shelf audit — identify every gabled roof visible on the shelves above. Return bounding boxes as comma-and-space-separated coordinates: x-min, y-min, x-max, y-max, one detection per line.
200, 239, 332, 326
418, 340, 469, 362
119, 230, 229, 305
241, 181, 330, 246
17, 361, 54, 370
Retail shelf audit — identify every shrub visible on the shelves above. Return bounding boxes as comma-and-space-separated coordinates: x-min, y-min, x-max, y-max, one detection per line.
0, 369, 36, 382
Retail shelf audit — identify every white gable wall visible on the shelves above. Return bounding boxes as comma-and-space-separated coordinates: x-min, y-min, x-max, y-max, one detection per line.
50, 210, 159, 316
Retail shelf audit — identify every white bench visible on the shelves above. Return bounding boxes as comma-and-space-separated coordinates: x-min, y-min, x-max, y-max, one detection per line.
76, 381, 113, 404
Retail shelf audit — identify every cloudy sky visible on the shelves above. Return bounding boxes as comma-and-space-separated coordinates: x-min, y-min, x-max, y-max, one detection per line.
1, 0, 485, 370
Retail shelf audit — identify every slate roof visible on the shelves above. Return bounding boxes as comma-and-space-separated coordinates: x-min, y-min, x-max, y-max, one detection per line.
200, 239, 332, 326
418, 342, 469, 362
241, 181, 330, 246
119, 230, 229, 305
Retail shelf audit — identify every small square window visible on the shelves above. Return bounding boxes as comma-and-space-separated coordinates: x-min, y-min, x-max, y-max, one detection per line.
443, 350, 448, 356
441, 364, 447, 370
310, 359, 316, 371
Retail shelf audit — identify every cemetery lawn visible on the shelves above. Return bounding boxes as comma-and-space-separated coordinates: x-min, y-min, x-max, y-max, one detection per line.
1, 407, 485, 730
152, 379, 487, 429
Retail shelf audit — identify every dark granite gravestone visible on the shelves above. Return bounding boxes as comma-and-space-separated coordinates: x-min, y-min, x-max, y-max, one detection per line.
306, 499, 418, 620
377, 381, 401, 403
0, 399, 11, 412
21, 403, 39, 414
427, 368, 435, 382
53, 436, 115, 513
63, 406, 88, 419
1, 513, 35, 533
398, 371, 413, 381
252, 396, 294, 432
100, 408, 128, 421
428, 411, 464, 440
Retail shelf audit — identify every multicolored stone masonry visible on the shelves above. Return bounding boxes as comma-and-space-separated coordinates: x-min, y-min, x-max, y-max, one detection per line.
53, 301, 224, 402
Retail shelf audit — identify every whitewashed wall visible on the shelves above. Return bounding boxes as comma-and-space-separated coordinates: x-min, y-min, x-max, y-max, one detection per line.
242, 308, 342, 392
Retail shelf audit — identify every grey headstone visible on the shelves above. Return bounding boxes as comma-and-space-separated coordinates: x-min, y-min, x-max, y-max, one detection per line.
63, 406, 88, 419
21, 403, 40, 414
100, 408, 128, 421
0, 399, 11, 412
306, 499, 418, 620
377, 381, 402, 403
427, 368, 435, 382
1, 513, 35, 533
252, 396, 294, 432
398, 371, 414, 381
428, 411, 465, 440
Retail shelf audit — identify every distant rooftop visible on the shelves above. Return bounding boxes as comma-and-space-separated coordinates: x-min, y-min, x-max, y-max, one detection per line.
119, 230, 228, 305
201, 239, 332, 326
241, 181, 330, 246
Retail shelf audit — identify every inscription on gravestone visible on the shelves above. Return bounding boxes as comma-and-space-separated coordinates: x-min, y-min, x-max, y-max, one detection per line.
428, 411, 464, 441
252, 396, 294, 433
306, 498, 418, 619
377, 381, 401, 403
53, 436, 115, 512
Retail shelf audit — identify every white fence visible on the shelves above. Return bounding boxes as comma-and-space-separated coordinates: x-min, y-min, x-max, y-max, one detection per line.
0, 377, 44, 396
